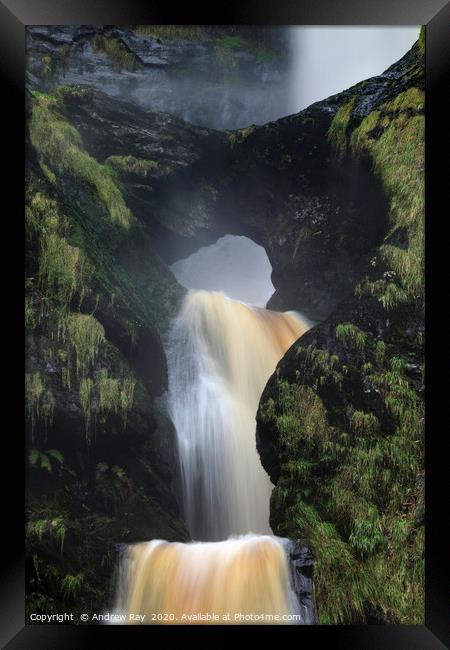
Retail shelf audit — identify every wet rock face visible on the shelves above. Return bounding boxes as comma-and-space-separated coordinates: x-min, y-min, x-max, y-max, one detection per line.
54, 84, 390, 322
26, 25, 293, 131
288, 542, 317, 625
60, 87, 223, 167
213, 105, 390, 322
25, 89, 189, 619
26, 26, 424, 623
255, 40, 424, 624
27, 29, 421, 322
55, 86, 229, 261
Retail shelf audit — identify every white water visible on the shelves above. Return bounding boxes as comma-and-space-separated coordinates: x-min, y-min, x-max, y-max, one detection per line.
114, 243, 311, 623
167, 290, 309, 541
114, 535, 302, 624
109, 27, 421, 619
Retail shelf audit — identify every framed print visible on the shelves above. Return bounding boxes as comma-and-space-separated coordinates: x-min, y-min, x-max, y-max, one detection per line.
1, 0, 449, 647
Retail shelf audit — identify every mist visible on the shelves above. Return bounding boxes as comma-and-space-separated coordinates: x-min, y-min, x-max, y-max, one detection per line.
288, 27, 420, 113
27, 26, 420, 132
170, 235, 275, 307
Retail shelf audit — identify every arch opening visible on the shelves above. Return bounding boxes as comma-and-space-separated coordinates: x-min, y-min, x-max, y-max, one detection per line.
170, 234, 275, 307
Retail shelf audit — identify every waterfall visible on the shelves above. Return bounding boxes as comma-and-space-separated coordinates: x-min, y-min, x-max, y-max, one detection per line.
167, 290, 308, 540
114, 536, 302, 624
113, 289, 310, 624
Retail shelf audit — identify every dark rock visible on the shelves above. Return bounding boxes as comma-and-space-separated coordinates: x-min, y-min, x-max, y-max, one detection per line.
26, 32, 424, 624
25, 106, 188, 620
255, 41, 424, 624
36, 42, 423, 324
55, 83, 391, 322
288, 541, 317, 625
26, 25, 293, 131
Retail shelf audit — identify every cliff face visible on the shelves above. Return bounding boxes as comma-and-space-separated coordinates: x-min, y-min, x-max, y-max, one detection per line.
26, 25, 292, 131
255, 43, 424, 624
26, 29, 424, 624
25, 89, 190, 619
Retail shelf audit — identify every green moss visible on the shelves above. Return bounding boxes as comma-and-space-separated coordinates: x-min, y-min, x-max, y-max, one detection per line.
383, 87, 424, 113
27, 515, 67, 556
375, 339, 389, 367
41, 234, 82, 307
79, 377, 94, 441
25, 296, 39, 329
91, 35, 138, 72
335, 323, 367, 353
261, 331, 424, 623
228, 125, 256, 149
218, 35, 245, 49
296, 346, 343, 388
327, 97, 356, 158
213, 32, 276, 68
64, 313, 105, 376
418, 26, 425, 52
41, 55, 53, 81
214, 35, 246, 68
350, 410, 379, 436
61, 573, 84, 600
286, 499, 371, 624
27, 191, 88, 313
261, 379, 332, 462
355, 277, 409, 311
29, 94, 133, 229
256, 46, 273, 62
134, 25, 205, 41
25, 372, 44, 434
61, 366, 71, 391
349, 110, 380, 152
349, 518, 384, 560
27, 518, 48, 542
105, 155, 159, 179
97, 371, 135, 427
27, 102, 182, 336
369, 367, 422, 443
98, 372, 121, 414
26, 191, 56, 241
350, 91, 424, 308
25, 372, 55, 438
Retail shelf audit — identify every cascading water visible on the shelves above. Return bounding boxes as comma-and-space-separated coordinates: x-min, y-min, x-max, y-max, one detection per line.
167, 290, 308, 540
113, 284, 310, 624
114, 536, 302, 624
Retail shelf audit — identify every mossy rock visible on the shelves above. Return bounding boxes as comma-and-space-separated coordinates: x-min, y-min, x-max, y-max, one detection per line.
256, 48, 424, 623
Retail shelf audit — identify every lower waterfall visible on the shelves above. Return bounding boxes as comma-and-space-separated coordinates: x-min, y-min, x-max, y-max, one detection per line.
113, 289, 310, 624
114, 536, 301, 624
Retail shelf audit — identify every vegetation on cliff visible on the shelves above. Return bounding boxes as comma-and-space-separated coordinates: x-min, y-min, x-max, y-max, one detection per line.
257, 45, 424, 624
25, 31, 425, 625
91, 34, 139, 72
25, 88, 187, 619
133, 24, 282, 60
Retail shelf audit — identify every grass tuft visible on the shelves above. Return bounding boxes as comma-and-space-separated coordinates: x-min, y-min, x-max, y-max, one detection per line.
91, 35, 138, 72
29, 94, 133, 229
327, 98, 356, 158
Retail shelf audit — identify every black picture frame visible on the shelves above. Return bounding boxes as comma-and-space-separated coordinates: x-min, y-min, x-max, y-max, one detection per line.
2, 0, 449, 647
